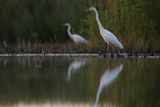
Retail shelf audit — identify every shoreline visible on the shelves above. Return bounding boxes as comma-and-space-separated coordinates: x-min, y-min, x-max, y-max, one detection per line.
0, 53, 159, 59
0, 53, 99, 57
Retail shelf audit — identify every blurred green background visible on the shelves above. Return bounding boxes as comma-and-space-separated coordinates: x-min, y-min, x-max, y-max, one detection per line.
0, 0, 160, 52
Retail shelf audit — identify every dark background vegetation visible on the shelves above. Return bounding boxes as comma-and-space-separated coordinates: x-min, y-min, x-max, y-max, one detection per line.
0, 0, 160, 53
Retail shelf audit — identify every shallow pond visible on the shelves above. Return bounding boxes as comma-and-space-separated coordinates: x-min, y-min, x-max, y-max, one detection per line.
0, 56, 159, 107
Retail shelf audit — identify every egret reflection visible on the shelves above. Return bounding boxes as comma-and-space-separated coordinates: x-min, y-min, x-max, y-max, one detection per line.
93, 64, 124, 107
67, 59, 87, 81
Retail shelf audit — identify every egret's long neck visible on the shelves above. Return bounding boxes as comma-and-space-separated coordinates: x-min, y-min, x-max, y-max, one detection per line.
94, 9, 104, 30
67, 25, 72, 38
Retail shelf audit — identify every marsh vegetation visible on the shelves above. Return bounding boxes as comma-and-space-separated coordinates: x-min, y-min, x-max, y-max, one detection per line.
0, 0, 160, 53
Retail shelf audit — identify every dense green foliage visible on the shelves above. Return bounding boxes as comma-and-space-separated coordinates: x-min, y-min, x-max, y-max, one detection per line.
0, 0, 160, 52
0, 0, 85, 44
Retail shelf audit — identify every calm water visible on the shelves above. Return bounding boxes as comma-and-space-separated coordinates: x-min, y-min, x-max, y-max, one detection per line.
0, 56, 159, 107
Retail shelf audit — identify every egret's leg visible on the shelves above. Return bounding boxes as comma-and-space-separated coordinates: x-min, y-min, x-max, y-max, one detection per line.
107, 44, 109, 54
111, 46, 114, 57
118, 49, 121, 55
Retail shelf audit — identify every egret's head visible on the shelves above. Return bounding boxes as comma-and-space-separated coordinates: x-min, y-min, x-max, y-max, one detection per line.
64, 23, 70, 27
88, 7, 96, 12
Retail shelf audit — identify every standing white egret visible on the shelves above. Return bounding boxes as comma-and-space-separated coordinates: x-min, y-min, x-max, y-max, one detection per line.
93, 64, 123, 107
88, 7, 123, 53
64, 23, 89, 45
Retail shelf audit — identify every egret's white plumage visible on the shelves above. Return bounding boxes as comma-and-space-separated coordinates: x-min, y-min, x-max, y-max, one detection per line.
93, 64, 123, 107
88, 7, 123, 50
64, 23, 89, 45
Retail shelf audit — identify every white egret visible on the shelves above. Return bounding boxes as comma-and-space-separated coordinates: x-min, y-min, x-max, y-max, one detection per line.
93, 64, 123, 107
67, 59, 87, 81
88, 7, 123, 53
64, 23, 89, 45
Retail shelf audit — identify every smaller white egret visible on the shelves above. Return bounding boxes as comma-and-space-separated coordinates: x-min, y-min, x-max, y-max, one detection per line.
64, 23, 89, 45
88, 7, 123, 53
93, 64, 123, 107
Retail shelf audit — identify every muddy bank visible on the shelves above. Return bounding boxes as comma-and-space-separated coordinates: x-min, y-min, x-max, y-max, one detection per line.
0, 43, 89, 54
0, 43, 159, 56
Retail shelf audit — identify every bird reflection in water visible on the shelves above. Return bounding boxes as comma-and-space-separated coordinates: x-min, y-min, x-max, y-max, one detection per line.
67, 59, 87, 81
93, 64, 124, 107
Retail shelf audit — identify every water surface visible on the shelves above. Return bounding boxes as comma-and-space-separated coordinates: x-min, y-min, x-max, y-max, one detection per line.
0, 56, 159, 107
